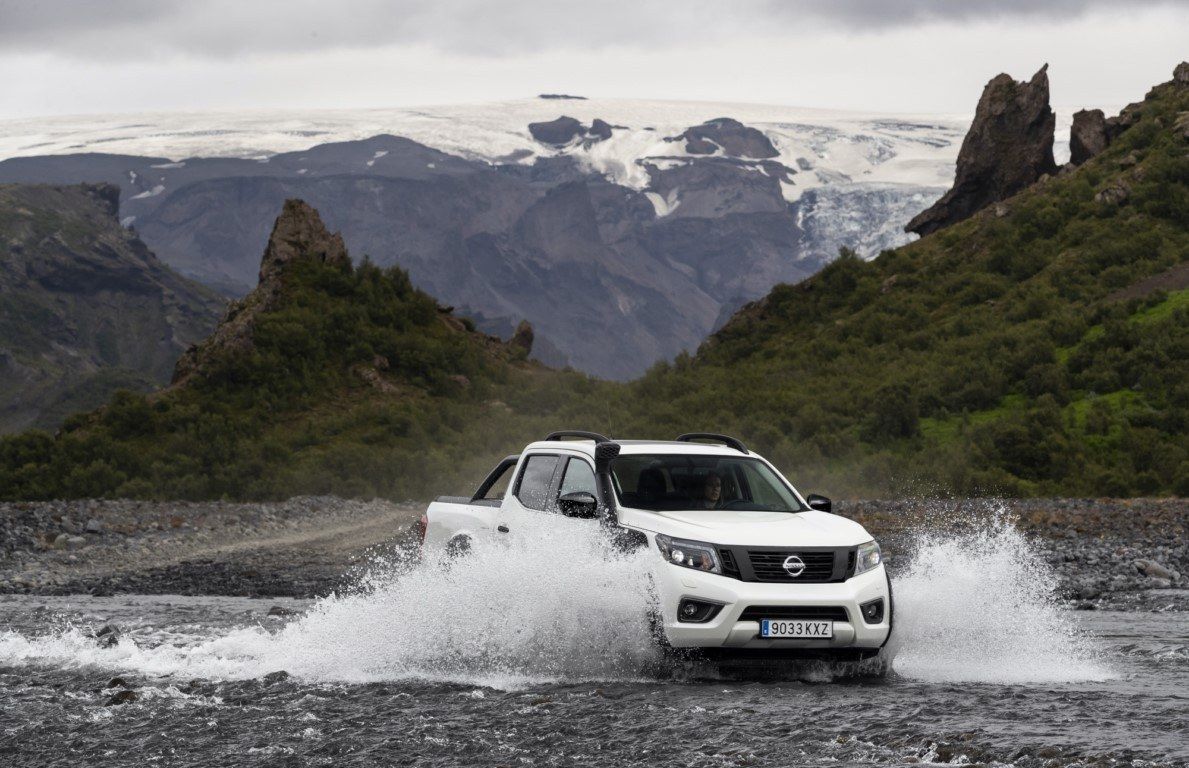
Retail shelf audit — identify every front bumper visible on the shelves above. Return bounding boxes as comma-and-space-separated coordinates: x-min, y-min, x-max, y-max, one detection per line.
654, 561, 892, 650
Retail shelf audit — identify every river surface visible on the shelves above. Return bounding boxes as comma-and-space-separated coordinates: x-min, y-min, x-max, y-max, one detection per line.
0, 520, 1186, 767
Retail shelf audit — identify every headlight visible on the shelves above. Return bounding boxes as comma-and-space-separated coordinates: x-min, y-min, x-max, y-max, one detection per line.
855, 540, 882, 574
655, 534, 722, 574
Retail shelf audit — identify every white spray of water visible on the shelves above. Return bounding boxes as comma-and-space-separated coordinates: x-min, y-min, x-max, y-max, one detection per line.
889, 513, 1115, 684
0, 509, 1114, 687
0, 521, 659, 688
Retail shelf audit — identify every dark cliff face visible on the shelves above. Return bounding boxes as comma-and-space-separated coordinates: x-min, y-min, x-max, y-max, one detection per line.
906, 65, 1057, 236
0, 183, 224, 432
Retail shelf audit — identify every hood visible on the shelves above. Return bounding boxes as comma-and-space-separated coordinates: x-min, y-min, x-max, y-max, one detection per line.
618, 507, 873, 547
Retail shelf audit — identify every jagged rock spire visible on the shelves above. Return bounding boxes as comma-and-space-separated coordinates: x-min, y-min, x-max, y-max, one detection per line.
906, 65, 1057, 237
172, 199, 351, 385
258, 199, 351, 285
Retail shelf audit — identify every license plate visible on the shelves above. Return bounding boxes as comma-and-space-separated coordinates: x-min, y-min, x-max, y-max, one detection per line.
760, 619, 833, 639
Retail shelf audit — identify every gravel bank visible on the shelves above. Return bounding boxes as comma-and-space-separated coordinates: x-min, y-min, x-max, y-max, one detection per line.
1, 497, 1184, 608
0, 497, 420, 598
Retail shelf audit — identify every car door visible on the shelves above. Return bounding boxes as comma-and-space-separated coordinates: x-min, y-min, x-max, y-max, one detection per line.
497, 451, 563, 534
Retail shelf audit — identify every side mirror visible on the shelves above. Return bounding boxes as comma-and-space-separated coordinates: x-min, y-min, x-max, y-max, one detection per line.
558, 491, 599, 519
806, 494, 832, 513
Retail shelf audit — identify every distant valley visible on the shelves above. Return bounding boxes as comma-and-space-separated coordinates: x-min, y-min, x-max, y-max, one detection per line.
0, 99, 965, 379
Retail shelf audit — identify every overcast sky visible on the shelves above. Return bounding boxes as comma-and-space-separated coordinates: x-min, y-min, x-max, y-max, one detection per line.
1, 0, 1186, 118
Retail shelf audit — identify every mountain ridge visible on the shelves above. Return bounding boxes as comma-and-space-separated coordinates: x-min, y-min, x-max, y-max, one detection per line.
0, 182, 224, 433
1, 66, 1185, 499
0, 102, 957, 379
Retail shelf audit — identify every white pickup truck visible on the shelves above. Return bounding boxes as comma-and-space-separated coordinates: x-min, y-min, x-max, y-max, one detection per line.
421, 431, 892, 660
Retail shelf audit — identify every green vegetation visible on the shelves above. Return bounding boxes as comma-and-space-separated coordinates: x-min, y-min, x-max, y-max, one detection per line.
0, 77, 1186, 501
600, 77, 1189, 497
0, 251, 602, 501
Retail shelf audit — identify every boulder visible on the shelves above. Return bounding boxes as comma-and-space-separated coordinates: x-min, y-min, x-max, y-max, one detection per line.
94, 623, 122, 647
1070, 109, 1108, 165
1175, 61, 1189, 85
1094, 183, 1130, 206
84, 518, 103, 534
104, 690, 138, 706
906, 65, 1057, 236
1134, 559, 1177, 580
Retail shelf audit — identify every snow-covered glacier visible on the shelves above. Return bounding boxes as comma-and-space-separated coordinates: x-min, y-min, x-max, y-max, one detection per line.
0, 99, 970, 377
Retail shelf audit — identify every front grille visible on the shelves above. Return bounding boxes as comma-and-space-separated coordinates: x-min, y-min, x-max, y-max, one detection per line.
719, 548, 741, 579
739, 606, 849, 622
747, 550, 836, 582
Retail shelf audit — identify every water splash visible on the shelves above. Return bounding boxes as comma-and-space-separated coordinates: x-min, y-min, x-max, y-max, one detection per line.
888, 506, 1114, 683
0, 504, 1114, 686
0, 521, 659, 688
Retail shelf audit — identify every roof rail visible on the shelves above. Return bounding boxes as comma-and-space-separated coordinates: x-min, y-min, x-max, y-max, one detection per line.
675, 433, 749, 454
544, 430, 612, 443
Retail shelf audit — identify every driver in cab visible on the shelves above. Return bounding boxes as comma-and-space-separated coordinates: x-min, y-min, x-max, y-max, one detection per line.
695, 472, 723, 509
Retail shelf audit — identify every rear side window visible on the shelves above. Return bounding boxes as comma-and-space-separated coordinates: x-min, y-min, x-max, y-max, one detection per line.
516, 455, 559, 510
476, 459, 516, 501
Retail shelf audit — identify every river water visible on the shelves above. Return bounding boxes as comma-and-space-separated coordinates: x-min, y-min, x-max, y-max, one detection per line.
0, 520, 1185, 767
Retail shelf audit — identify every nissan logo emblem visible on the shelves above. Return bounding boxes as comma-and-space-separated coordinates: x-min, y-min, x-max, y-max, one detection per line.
782, 555, 806, 577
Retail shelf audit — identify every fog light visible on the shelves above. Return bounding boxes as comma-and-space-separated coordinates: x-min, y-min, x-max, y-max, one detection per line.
860, 598, 884, 624
676, 598, 724, 623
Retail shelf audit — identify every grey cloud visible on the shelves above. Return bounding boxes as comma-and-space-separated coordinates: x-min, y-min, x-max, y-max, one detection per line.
0, 0, 1185, 61
763, 0, 1187, 28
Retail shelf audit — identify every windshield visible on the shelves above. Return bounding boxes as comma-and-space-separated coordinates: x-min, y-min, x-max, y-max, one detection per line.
612, 454, 805, 513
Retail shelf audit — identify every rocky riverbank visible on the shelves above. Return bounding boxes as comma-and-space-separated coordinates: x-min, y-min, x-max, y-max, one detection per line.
0, 497, 421, 598
0, 497, 1184, 609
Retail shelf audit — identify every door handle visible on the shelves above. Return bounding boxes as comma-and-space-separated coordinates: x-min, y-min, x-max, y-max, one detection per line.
497, 525, 510, 534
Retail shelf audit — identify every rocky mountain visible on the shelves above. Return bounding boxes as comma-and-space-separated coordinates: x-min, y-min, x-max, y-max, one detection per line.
0, 198, 572, 500
0, 100, 962, 379
0, 183, 223, 433
906, 66, 1057, 236
3, 64, 1186, 501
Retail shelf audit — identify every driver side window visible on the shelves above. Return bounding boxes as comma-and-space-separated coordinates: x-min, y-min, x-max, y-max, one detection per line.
558, 458, 597, 498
